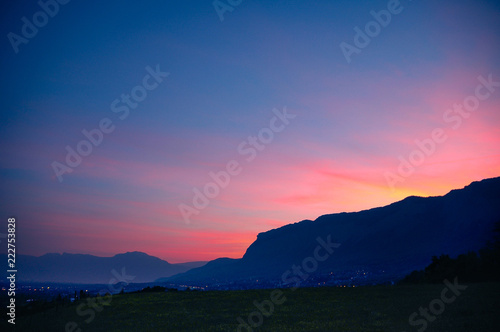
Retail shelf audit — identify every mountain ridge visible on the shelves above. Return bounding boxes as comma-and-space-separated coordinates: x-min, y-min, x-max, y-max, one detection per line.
2, 251, 207, 284
164, 176, 500, 287
8, 177, 500, 287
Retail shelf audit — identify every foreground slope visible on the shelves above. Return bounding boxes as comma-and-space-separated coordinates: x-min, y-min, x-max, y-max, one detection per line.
9, 283, 500, 332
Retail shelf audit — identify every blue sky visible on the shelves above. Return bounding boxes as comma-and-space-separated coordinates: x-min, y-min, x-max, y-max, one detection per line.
1, 0, 499, 262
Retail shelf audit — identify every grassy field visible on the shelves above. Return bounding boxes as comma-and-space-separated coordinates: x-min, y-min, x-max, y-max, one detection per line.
5, 282, 500, 331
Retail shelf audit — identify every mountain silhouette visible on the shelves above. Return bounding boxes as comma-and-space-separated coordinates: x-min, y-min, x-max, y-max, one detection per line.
164, 177, 500, 286
3, 251, 206, 283
8, 177, 499, 286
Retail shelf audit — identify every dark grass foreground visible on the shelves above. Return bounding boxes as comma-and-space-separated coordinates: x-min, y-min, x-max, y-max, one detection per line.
9, 283, 500, 331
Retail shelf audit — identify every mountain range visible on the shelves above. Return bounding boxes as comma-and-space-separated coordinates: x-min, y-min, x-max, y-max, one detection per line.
2, 251, 206, 284
163, 176, 500, 287
7, 176, 500, 287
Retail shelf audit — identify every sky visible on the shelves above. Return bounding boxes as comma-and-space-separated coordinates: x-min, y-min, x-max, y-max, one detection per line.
1, 0, 499, 263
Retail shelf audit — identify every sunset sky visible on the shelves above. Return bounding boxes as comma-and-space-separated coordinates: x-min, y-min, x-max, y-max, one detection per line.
1, 0, 499, 263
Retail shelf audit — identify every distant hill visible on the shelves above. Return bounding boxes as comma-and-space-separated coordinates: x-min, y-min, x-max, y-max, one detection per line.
165, 177, 500, 286
1, 251, 207, 284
